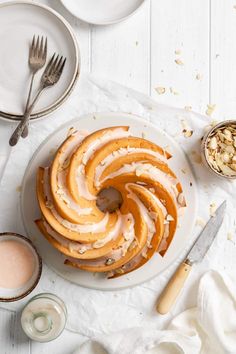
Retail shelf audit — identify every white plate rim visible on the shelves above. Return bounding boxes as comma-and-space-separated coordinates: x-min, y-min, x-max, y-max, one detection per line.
0, 0, 80, 120
20, 112, 198, 291
60, 0, 147, 26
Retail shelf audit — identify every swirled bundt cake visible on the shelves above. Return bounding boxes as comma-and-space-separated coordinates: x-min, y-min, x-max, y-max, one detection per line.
35, 126, 186, 278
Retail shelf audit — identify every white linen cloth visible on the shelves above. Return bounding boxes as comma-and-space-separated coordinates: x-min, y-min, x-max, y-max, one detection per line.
0, 74, 235, 351
75, 270, 236, 354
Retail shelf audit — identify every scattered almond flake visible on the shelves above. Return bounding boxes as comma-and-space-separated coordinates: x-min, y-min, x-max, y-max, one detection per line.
105, 258, 115, 266
227, 232, 233, 241
177, 193, 186, 207
206, 104, 216, 116
196, 217, 206, 228
141, 132, 146, 138
181, 119, 193, 138
45, 200, 53, 209
67, 127, 77, 137
175, 58, 184, 66
175, 49, 181, 55
183, 129, 193, 138
115, 268, 125, 275
166, 214, 174, 221
56, 188, 64, 196
209, 202, 217, 217
184, 106, 192, 111
16, 185, 22, 192
170, 87, 179, 95
149, 187, 155, 193
141, 251, 148, 259
195, 73, 202, 81
155, 86, 166, 95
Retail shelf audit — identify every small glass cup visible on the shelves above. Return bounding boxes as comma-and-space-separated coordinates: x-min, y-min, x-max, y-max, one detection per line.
21, 293, 67, 342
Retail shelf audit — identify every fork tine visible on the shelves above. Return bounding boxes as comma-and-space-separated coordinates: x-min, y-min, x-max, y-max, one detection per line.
43, 37, 47, 61
54, 55, 63, 73
43, 53, 56, 75
35, 35, 40, 57
39, 36, 44, 58
29, 35, 35, 59
58, 57, 66, 76
49, 54, 59, 75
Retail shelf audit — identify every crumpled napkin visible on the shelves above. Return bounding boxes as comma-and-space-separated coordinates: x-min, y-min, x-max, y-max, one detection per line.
74, 270, 236, 354
0, 74, 235, 338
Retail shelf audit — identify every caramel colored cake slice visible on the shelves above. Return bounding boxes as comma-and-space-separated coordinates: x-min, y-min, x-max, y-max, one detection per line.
35, 126, 186, 278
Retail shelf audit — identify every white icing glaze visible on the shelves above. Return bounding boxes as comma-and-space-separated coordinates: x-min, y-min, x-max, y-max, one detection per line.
101, 162, 178, 203
75, 128, 130, 200
66, 214, 135, 266
43, 212, 130, 253
94, 147, 167, 186
57, 169, 92, 214
43, 169, 110, 233
58, 130, 89, 165
81, 128, 130, 165
76, 165, 96, 200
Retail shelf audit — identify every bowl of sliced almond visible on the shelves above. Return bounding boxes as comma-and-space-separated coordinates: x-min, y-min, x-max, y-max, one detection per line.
202, 120, 236, 179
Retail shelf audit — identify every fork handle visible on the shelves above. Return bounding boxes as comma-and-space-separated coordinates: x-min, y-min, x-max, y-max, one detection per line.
21, 73, 36, 138
9, 87, 44, 146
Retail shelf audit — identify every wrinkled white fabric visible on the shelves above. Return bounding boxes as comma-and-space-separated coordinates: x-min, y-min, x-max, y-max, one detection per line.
74, 270, 236, 354
0, 74, 235, 341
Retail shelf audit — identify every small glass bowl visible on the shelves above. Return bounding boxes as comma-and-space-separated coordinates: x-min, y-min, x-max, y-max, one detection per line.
201, 120, 236, 180
0, 233, 42, 302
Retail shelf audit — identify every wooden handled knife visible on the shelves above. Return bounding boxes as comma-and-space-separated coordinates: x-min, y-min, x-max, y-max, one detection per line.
156, 200, 226, 315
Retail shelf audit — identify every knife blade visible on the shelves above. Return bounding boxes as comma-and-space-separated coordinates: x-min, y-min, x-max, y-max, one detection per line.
156, 201, 226, 315
186, 200, 226, 264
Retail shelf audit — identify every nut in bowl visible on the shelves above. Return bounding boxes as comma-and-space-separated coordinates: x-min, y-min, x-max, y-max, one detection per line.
202, 120, 236, 179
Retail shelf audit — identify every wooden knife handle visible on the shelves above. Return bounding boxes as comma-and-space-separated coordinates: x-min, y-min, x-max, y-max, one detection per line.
156, 261, 192, 315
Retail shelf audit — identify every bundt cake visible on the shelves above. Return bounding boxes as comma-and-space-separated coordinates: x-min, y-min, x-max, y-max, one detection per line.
35, 126, 186, 278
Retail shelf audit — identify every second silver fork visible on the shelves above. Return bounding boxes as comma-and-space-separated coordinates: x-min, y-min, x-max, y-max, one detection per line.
9, 53, 66, 146
22, 35, 47, 138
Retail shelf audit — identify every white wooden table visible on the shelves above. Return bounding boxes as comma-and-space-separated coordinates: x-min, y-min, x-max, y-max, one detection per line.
1, 0, 236, 353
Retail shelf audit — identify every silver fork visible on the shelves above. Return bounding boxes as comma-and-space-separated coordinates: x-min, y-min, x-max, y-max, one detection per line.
22, 35, 47, 138
9, 53, 66, 146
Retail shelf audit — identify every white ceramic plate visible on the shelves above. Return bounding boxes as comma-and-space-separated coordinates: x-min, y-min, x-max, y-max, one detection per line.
0, 1, 80, 121
21, 112, 198, 290
60, 0, 146, 25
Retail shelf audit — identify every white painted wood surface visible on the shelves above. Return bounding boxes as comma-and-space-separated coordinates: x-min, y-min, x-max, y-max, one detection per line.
1, 0, 236, 352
